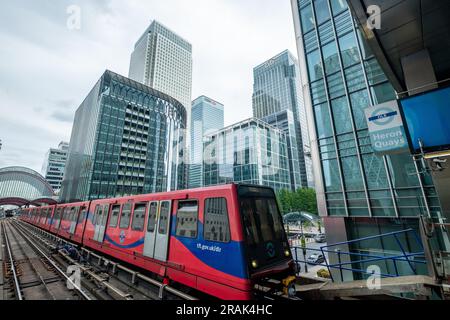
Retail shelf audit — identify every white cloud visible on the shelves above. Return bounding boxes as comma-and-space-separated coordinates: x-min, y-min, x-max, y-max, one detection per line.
0, 0, 298, 172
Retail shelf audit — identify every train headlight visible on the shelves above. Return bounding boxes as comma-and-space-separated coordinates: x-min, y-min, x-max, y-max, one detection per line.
285, 250, 291, 257
251, 260, 258, 269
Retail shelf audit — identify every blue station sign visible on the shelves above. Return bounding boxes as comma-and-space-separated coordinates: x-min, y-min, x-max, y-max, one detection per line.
365, 100, 409, 154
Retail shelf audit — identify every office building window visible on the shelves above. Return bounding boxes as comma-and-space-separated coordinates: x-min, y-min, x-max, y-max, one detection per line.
314, 103, 333, 139
323, 41, 340, 75
330, 0, 348, 16
300, 4, 315, 33
314, 0, 331, 25
307, 50, 323, 82
331, 96, 352, 134
339, 32, 360, 67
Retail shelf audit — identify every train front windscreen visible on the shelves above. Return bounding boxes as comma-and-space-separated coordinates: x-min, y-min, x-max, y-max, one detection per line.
238, 185, 291, 274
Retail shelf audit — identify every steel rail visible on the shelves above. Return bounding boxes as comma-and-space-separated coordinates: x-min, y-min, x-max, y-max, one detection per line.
4, 222, 57, 300
11, 221, 92, 300
18, 220, 198, 301
1, 221, 23, 300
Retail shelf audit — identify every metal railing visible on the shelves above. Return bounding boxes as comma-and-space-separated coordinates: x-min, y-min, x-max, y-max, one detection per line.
292, 228, 427, 282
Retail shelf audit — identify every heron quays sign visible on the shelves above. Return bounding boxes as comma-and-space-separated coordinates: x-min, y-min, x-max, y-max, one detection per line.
364, 100, 409, 154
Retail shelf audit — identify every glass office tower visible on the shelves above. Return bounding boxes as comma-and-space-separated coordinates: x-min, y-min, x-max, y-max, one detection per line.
129, 20, 193, 131
291, 0, 442, 279
189, 96, 224, 189
253, 50, 312, 189
261, 110, 303, 191
203, 118, 291, 192
60, 70, 187, 202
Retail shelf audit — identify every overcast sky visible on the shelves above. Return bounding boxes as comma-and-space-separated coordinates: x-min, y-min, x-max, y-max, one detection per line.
0, 0, 298, 173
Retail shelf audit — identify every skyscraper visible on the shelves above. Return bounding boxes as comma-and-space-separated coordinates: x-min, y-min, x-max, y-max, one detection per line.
203, 118, 292, 192
291, 0, 441, 279
189, 96, 224, 189
41, 141, 69, 193
60, 70, 187, 202
129, 20, 193, 129
261, 110, 303, 191
252, 50, 312, 189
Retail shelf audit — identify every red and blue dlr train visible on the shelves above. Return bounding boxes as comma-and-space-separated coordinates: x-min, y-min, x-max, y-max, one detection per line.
19, 184, 296, 300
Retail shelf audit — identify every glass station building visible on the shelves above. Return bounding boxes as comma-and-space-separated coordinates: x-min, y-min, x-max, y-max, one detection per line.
0, 166, 55, 201
60, 70, 187, 202
291, 0, 443, 279
203, 118, 291, 192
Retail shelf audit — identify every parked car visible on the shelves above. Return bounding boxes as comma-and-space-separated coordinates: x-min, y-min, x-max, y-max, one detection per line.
306, 253, 325, 265
314, 233, 326, 243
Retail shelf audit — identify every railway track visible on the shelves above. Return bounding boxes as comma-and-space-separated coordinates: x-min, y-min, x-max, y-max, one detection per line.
6, 219, 197, 301
1, 219, 91, 300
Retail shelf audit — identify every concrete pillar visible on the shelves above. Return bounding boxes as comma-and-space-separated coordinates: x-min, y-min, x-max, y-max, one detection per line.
401, 49, 438, 95
323, 217, 354, 282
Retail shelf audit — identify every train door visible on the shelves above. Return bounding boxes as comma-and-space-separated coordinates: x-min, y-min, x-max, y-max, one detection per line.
94, 204, 110, 243
143, 200, 172, 262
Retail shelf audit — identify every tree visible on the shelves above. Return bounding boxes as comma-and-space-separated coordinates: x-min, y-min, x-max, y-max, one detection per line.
276, 188, 318, 216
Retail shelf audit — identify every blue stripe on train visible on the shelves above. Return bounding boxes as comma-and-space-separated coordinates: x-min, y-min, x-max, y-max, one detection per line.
171, 219, 249, 279
104, 234, 145, 249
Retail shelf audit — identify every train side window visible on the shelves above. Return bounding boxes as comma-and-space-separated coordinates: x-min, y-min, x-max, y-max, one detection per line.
109, 205, 121, 228
204, 198, 231, 243
61, 208, 67, 222
70, 207, 77, 222
78, 207, 86, 224
175, 201, 198, 238
131, 203, 147, 231
119, 202, 132, 229
158, 201, 171, 235
45, 208, 51, 222
93, 205, 101, 225
74, 207, 81, 222
147, 202, 158, 232
54, 208, 60, 222
102, 204, 110, 225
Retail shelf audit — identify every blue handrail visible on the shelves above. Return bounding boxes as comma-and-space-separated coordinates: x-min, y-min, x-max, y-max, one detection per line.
291, 228, 426, 282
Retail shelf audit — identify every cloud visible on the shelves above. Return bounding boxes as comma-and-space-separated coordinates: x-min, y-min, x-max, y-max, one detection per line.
0, 0, 298, 172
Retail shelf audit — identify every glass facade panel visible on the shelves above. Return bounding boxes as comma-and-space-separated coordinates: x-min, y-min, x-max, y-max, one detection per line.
322, 41, 340, 75
322, 159, 341, 192
314, 103, 333, 139
313, 0, 331, 25
331, 96, 352, 134
339, 32, 360, 67
330, 0, 348, 15
307, 50, 323, 82
341, 155, 364, 190
371, 82, 396, 104
300, 4, 315, 33
350, 90, 371, 130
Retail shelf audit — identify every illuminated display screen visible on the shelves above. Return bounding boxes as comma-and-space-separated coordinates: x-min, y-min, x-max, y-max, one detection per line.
399, 86, 450, 154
